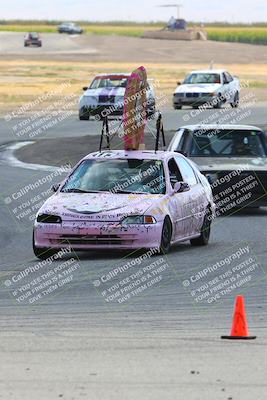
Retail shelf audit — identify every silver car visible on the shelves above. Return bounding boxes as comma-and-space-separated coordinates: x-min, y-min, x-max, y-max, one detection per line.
58, 22, 83, 34
173, 69, 240, 110
168, 124, 267, 210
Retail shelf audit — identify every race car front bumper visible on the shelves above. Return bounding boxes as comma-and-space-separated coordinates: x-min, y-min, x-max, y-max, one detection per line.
80, 104, 124, 119
173, 93, 218, 107
34, 220, 163, 251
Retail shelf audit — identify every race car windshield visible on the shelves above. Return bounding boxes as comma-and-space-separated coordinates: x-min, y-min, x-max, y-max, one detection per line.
189, 130, 267, 157
90, 77, 128, 89
184, 73, 221, 84
62, 159, 166, 195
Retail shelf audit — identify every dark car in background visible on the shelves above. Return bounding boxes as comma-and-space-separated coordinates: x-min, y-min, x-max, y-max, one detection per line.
57, 22, 83, 34
168, 125, 267, 210
24, 32, 42, 47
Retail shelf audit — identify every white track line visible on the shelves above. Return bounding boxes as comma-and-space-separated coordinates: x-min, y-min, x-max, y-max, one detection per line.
0, 141, 66, 172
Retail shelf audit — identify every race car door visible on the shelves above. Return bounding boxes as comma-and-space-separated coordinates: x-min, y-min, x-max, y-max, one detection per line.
174, 156, 206, 236
167, 157, 193, 240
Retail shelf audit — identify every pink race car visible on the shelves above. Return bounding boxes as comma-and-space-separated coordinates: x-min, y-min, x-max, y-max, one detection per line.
33, 150, 215, 259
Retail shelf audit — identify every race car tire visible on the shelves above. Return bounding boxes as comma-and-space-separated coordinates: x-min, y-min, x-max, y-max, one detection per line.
32, 232, 58, 260
174, 105, 182, 110
230, 91, 239, 108
159, 217, 172, 254
79, 109, 90, 120
147, 105, 156, 119
190, 210, 211, 246
213, 93, 223, 109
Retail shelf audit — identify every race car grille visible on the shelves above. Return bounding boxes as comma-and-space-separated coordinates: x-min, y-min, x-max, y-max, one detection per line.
55, 234, 135, 246
98, 95, 115, 103
186, 93, 199, 98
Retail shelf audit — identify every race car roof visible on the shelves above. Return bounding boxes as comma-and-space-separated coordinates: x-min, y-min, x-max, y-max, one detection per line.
84, 150, 182, 161
189, 69, 227, 74
94, 73, 130, 80
179, 124, 263, 131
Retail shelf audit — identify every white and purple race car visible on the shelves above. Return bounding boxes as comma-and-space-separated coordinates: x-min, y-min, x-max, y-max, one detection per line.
79, 73, 156, 120
33, 150, 215, 259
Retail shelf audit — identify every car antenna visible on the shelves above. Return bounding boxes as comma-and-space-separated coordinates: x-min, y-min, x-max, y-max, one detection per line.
155, 112, 166, 153
209, 60, 214, 69
99, 116, 110, 152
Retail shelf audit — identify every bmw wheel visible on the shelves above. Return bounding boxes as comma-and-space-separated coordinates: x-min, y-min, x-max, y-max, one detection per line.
230, 91, 239, 108
79, 108, 90, 121
213, 94, 223, 109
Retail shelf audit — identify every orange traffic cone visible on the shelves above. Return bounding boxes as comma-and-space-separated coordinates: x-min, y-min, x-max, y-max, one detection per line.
221, 295, 256, 340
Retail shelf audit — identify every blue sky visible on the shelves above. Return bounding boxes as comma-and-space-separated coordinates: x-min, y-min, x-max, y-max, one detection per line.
0, 0, 266, 22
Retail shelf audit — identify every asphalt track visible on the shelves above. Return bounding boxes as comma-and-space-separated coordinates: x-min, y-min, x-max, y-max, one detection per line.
1, 102, 267, 144
0, 106, 267, 399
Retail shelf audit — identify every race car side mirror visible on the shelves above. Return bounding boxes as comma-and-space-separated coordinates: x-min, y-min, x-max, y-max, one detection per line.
51, 183, 60, 192
82, 87, 88, 91
173, 181, 190, 194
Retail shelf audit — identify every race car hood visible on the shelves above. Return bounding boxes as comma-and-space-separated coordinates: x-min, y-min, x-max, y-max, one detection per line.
38, 192, 165, 222
174, 83, 221, 94
83, 87, 125, 97
192, 157, 267, 172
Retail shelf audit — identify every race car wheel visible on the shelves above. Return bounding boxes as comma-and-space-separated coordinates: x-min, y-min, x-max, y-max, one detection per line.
32, 232, 58, 260
230, 91, 239, 108
147, 105, 156, 119
213, 93, 223, 109
159, 217, 172, 254
174, 105, 182, 110
79, 109, 90, 120
190, 210, 211, 246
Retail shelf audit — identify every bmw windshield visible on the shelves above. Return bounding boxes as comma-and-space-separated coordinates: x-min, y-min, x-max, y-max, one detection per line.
190, 130, 267, 157
62, 159, 166, 194
184, 73, 221, 84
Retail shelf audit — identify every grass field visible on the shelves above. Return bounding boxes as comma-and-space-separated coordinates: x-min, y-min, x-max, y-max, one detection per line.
1, 22, 267, 44
207, 26, 267, 45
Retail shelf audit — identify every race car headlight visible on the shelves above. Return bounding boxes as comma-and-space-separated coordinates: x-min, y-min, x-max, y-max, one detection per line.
83, 95, 98, 103
37, 214, 62, 223
121, 215, 156, 225
116, 96, 125, 107
202, 92, 216, 97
